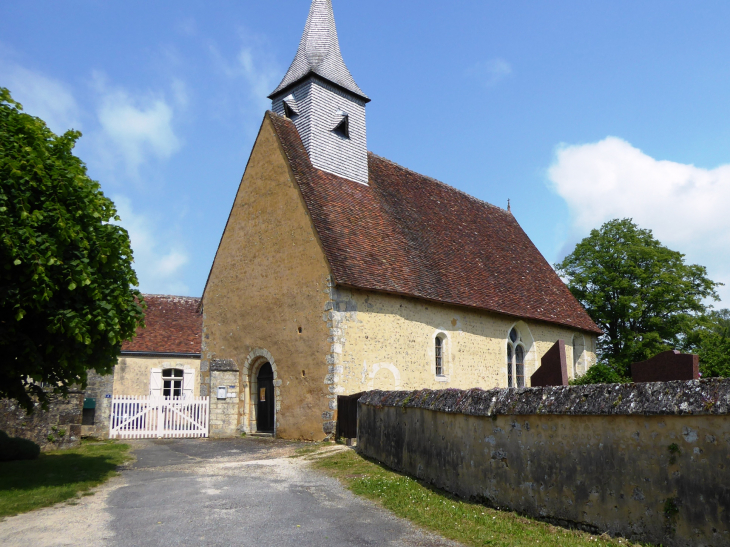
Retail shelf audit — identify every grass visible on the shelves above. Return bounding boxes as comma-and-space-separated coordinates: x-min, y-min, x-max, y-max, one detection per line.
290, 444, 327, 458
312, 449, 643, 547
0, 439, 132, 518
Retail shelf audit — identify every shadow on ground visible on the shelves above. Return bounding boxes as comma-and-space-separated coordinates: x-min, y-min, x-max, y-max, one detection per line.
0, 453, 119, 492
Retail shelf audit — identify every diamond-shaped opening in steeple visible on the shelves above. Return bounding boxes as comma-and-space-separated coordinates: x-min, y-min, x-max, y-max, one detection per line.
332, 111, 350, 139
282, 95, 299, 119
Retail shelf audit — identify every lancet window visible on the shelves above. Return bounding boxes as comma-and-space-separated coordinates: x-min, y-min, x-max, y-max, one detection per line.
507, 328, 526, 388
435, 335, 444, 376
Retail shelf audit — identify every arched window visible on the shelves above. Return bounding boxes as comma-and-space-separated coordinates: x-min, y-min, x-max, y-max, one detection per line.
162, 368, 184, 398
435, 336, 444, 376
507, 327, 526, 388
507, 343, 513, 387
515, 345, 525, 387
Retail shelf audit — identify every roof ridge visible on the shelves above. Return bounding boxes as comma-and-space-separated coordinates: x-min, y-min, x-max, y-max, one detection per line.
270, 111, 512, 215
368, 152, 511, 215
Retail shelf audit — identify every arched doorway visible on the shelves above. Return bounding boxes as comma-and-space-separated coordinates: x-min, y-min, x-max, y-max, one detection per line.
256, 363, 275, 433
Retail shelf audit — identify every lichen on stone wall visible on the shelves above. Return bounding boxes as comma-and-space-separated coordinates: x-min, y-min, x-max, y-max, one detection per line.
0, 391, 84, 450
359, 380, 730, 545
210, 359, 239, 372
360, 378, 730, 416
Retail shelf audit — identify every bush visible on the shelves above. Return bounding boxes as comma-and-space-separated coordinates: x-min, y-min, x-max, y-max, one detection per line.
698, 331, 730, 378
0, 430, 41, 461
570, 363, 626, 385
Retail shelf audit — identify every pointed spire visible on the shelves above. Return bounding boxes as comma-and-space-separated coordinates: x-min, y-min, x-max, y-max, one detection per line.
269, 0, 369, 102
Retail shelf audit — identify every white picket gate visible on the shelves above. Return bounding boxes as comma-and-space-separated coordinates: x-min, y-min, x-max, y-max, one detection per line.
109, 396, 209, 439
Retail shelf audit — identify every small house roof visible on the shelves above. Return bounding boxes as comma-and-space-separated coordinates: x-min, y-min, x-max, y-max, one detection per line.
122, 295, 202, 355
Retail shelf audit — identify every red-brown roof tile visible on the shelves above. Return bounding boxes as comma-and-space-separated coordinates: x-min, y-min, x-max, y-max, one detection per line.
122, 295, 202, 354
268, 112, 602, 335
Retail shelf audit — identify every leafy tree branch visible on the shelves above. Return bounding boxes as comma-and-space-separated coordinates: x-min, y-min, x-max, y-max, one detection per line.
556, 218, 720, 382
0, 88, 145, 411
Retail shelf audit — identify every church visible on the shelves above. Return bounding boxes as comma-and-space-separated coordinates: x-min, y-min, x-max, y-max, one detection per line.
199, 0, 601, 440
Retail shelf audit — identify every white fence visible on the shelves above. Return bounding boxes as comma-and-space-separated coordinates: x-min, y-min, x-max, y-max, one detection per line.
109, 396, 209, 439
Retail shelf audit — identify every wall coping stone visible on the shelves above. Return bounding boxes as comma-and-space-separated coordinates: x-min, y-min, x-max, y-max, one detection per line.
210, 359, 239, 372
359, 378, 730, 417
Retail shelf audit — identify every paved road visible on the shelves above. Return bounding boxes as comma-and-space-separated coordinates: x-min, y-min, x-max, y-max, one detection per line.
105, 438, 460, 547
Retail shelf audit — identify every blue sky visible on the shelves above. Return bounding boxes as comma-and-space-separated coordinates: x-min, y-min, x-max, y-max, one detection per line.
2, 1, 730, 306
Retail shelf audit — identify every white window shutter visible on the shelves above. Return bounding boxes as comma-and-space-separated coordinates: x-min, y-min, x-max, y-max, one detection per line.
183, 369, 195, 399
150, 368, 162, 398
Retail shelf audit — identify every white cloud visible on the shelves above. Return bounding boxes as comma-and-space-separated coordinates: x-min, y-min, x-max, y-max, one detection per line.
209, 30, 279, 113
549, 137, 730, 304
113, 196, 190, 296
93, 74, 182, 176
0, 61, 81, 134
467, 58, 513, 88
0, 59, 191, 294
237, 48, 278, 102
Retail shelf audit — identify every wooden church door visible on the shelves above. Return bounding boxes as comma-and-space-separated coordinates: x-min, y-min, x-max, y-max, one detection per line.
256, 363, 274, 433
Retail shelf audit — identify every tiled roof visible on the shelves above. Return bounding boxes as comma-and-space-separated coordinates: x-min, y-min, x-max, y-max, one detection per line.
268, 112, 602, 334
269, 0, 368, 101
122, 295, 203, 355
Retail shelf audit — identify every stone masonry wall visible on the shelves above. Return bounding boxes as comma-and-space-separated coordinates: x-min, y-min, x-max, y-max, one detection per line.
0, 390, 83, 451
208, 360, 240, 438
358, 380, 730, 547
82, 371, 115, 439
326, 287, 597, 399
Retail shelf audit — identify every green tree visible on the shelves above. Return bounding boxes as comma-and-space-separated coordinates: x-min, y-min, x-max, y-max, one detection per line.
556, 218, 720, 382
696, 309, 730, 378
0, 88, 144, 411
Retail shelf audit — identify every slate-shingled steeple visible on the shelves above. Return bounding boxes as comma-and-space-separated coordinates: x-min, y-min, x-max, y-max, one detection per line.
270, 0, 369, 185
269, 0, 368, 102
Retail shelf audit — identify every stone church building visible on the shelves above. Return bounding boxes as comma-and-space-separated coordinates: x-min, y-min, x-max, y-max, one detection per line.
199, 0, 601, 440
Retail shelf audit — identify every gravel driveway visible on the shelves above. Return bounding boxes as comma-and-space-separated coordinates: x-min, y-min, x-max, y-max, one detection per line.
0, 438, 461, 547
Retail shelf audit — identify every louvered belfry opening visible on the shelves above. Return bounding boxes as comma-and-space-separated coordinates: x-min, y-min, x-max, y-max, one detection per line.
269, 0, 370, 185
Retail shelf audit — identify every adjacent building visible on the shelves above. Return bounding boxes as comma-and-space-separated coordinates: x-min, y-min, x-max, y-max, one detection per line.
81, 295, 203, 438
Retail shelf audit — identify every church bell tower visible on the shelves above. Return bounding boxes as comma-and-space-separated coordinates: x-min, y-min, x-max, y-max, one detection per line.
269, 0, 370, 185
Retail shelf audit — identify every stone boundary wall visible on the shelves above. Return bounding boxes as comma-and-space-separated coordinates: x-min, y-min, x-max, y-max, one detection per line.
357, 380, 730, 547
82, 371, 114, 439
0, 391, 83, 451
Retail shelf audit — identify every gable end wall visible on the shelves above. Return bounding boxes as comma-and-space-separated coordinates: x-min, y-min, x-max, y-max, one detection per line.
201, 116, 334, 440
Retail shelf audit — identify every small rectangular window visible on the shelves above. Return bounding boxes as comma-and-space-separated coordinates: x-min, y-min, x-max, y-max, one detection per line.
163, 380, 182, 398
435, 337, 443, 376
162, 369, 184, 398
